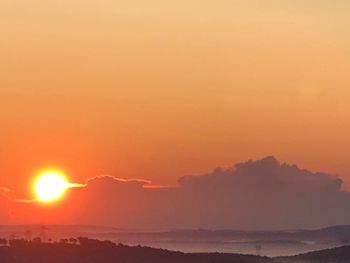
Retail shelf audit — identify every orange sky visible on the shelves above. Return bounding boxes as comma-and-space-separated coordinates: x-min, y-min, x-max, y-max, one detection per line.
1, 0, 350, 198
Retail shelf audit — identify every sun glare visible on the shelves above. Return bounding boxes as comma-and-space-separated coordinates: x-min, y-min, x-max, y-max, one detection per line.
34, 170, 69, 202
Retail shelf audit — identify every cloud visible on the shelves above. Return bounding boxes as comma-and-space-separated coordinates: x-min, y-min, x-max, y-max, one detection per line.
5, 156, 350, 230
176, 156, 349, 229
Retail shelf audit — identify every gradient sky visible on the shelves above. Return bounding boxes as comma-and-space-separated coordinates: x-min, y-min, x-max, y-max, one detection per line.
1, 0, 350, 198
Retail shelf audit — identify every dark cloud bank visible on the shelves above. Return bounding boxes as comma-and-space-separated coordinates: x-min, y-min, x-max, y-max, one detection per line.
4, 156, 350, 230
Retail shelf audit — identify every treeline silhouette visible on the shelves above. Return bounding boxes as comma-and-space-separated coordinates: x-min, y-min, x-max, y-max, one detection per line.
0, 237, 272, 263
1, 237, 350, 262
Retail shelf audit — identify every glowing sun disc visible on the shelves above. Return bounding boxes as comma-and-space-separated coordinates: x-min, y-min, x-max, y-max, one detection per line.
34, 170, 69, 202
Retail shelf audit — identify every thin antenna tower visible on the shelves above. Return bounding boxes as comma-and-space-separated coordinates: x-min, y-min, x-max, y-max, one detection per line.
255, 244, 262, 256
25, 228, 32, 241
39, 225, 48, 242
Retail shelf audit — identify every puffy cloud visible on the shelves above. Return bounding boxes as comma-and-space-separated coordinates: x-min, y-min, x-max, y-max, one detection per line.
5, 157, 350, 230
176, 156, 349, 229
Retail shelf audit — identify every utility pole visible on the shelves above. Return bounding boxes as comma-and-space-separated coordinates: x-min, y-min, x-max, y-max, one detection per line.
39, 225, 47, 242
255, 244, 262, 256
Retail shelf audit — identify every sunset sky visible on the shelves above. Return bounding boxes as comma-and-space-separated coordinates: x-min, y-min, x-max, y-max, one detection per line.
1, 0, 350, 212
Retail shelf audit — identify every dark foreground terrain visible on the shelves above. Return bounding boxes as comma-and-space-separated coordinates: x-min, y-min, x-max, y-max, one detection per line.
2, 224, 350, 256
0, 237, 349, 263
276, 245, 350, 263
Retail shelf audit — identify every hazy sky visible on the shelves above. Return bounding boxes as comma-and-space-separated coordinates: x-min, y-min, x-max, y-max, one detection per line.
1, 0, 350, 197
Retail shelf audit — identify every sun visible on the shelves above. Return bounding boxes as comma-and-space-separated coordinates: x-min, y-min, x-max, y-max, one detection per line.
34, 170, 69, 202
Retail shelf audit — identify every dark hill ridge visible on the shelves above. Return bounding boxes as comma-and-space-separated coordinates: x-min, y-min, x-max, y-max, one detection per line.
3, 224, 350, 257
0, 238, 271, 263
1, 237, 350, 263
276, 245, 350, 263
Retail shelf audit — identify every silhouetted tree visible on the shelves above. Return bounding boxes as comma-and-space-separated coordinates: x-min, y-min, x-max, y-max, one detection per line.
0, 238, 7, 246
69, 237, 77, 244
32, 237, 41, 244
9, 239, 27, 248
59, 238, 68, 244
